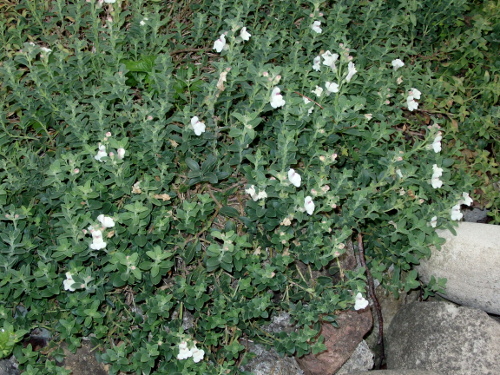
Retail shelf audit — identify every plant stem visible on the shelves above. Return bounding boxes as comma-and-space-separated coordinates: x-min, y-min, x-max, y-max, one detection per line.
357, 232, 385, 369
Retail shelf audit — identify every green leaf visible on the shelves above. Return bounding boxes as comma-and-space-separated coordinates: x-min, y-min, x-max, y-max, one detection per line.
201, 154, 218, 173
185, 158, 200, 171
121, 56, 157, 72
183, 240, 200, 265
219, 206, 240, 218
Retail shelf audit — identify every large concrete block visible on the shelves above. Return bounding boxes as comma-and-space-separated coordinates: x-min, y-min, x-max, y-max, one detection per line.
417, 222, 500, 315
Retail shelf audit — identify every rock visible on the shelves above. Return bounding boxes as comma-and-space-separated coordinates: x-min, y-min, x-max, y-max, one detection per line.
239, 312, 304, 375
417, 222, 500, 315
0, 358, 20, 375
239, 340, 304, 375
463, 207, 489, 223
365, 286, 419, 352
296, 309, 372, 375
61, 341, 108, 375
386, 301, 500, 375
346, 371, 442, 375
335, 340, 373, 374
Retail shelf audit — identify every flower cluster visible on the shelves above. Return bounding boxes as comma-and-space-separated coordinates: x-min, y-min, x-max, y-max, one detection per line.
245, 185, 267, 201
213, 25, 251, 53
94, 132, 126, 162
450, 192, 473, 221
63, 272, 93, 292
177, 341, 205, 363
407, 88, 421, 111
85, 214, 115, 250
431, 131, 443, 153
430, 164, 443, 189
309, 45, 357, 101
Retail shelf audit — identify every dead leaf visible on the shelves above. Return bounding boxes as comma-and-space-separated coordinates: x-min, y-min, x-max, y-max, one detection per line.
153, 194, 171, 201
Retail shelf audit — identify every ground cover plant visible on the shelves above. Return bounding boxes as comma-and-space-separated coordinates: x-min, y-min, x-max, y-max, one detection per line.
0, 0, 498, 373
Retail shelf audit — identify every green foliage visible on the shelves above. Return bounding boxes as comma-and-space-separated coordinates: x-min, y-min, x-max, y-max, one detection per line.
0, 0, 496, 373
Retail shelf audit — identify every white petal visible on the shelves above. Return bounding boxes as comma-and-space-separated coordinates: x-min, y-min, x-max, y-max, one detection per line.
461, 192, 473, 206
97, 214, 115, 228
213, 34, 226, 52
270, 87, 285, 108
288, 169, 301, 187
411, 88, 421, 100
325, 81, 339, 93
354, 293, 369, 310
311, 21, 322, 34
240, 27, 251, 41
391, 59, 404, 70
304, 196, 315, 215
450, 205, 463, 221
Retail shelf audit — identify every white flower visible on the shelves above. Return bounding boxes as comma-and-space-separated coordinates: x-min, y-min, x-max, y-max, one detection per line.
432, 164, 443, 177
140, 17, 148, 26
459, 192, 473, 206
407, 96, 419, 111
304, 196, 315, 215
240, 27, 251, 41
288, 168, 301, 187
255, 190, 268, 200
391, 59, 404, 70
431, 164, 443, 189
322, 51, 339, 70
270, 87, 286, 108
104, 0, 116, 3
213, 34, 226, 53
311, 21, 322, 34
450, 204, 463, 221
94, 143, 107, 161
311, 85, 323, 97
410, 88, 421, 100
177, 342, 192, 360
432, 133, 442, 153
117, 147, 126, 159
325, 81, 339, 93
97, 214, 115, 228
191, 347, 205, 363
245, 185, 256, 197
429, 216, 438, 228
90, 230, 107, 250
190, 116, 206, 136
245, 185, 267, 201
431, 177, 443, 189
63, 272, 76, 292
40, 47, 52, 56
312, 56, 321, 71
396, 169, 403, 179
345, 61, 357, 82
354, 293, 369, 310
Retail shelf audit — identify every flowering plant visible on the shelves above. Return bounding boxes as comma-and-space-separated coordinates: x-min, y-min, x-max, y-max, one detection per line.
0, 0, 496, 373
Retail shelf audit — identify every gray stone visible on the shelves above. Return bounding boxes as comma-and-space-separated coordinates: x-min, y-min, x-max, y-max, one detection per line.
0, 358, 19, 375
417, 222, 500, 315
335, 340, 373, 374
345, 371, 442, 375
239, 340, 304, 375
296, 309, 373, 375
386, 301, 500, 375
463, 207, 489, 223
239, 312, 304, 375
